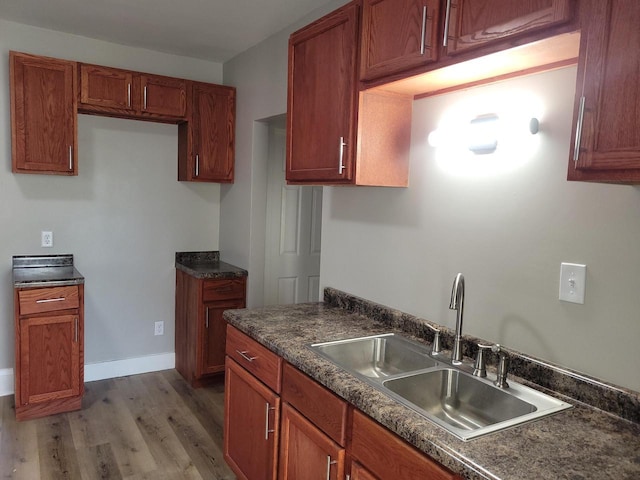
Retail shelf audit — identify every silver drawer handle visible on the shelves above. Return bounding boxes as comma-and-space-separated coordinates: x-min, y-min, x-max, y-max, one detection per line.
420, 6, 427, 55
236, 350, 257, 362
36, 297, 66, 304
338, 137, 347, 174
264, 402, 276, 439
443, 0, 452, 47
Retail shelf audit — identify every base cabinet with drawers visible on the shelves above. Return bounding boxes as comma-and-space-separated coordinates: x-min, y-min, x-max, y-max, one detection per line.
14, 284, 84, 421
175, 271, 246, 387
223, 326, 460, 480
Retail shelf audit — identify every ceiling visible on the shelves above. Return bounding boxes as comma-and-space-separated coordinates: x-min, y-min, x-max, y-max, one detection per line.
0, 0, 338, 63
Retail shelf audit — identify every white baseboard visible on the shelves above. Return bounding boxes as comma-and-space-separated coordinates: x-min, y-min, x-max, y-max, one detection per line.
0, 352, 175, 397
0, 368, 13, 397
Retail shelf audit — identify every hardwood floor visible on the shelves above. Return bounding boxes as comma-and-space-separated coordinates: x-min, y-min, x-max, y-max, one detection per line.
0, 370, 235, 479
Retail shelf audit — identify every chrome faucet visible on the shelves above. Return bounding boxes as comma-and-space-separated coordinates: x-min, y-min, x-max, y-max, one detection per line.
449, 273, 465, 364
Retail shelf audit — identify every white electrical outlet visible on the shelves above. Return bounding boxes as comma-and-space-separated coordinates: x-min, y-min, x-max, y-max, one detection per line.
154, 321, 164, 336
559, 263, 586, 304
41, 231, 53, 248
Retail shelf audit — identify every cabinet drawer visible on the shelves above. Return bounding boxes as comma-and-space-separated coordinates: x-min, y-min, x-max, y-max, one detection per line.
203, 278, 246, 302
282, 362, 348, 445
18, 285, 80, 316
351, 410, 460, 480
226, 325, 282, 393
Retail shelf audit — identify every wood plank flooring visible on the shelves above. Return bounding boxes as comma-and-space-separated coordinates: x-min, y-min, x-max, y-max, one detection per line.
0, 370, 235, 479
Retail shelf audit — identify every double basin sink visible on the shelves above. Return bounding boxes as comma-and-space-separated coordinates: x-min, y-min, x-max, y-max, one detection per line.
310, 333, 571, 441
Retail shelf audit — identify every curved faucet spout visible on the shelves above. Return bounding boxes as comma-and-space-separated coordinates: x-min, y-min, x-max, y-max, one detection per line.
449, 273, 465, 364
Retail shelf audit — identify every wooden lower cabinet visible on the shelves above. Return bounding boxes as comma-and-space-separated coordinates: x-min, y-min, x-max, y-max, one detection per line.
279, 403, 345, 480
14, 284, 84, 421
350, 462, 379, 480
175, 271, 246, 387
224, 358, 280, 480
223, 327, 461, 480
351, 410, 460, 480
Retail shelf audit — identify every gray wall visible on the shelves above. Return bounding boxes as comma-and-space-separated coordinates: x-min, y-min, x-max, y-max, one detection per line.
1, 19, 223, 372
320, 67, 640, 392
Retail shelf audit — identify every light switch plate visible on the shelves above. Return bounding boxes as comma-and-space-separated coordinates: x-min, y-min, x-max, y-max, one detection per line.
559, 263, 586, 304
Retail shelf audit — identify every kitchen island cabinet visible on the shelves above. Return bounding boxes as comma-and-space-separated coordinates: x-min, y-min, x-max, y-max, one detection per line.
10, 51, 77, 175
568, 0, 640, 183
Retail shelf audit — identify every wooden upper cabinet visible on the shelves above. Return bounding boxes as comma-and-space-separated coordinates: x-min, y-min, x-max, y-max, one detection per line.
10, 52, 77, 175
179, 82, 236, 182
79, 64, 137, 114
568, 0, 640, 183
360, 0, 440, 81
286, 2, 360, 184
140, 73, 187, 118
444, 0, 573, 55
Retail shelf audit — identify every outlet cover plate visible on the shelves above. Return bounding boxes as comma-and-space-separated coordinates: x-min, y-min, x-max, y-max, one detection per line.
41, 231, 53, 248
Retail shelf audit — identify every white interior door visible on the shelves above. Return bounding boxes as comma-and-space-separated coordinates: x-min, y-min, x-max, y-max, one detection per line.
264, 119, 322, 306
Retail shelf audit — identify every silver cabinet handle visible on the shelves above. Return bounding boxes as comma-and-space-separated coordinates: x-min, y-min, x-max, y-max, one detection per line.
573, 96, 586, 163
195, 154, 200, 177
236, 350, 257, 362
127, 83, 131, 107
338, 137, 347, 174
75, 317, 78, 343
69, 145, 73, 170
205, 308, 209, 329
36, 297, 66, 304
264, 402, 276, 440
143, 85, 147, 110
443, 0, 452, 47
326, 456, 337, 480
420, 5, 427, 55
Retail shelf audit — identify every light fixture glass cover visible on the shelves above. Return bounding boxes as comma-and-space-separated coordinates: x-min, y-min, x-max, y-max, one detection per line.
467, 114, 499, 154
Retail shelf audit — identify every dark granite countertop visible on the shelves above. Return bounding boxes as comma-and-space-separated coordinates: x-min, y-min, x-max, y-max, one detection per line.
12, 254, 85, 288
223, 288, 640, 480
175, 251, 247, 279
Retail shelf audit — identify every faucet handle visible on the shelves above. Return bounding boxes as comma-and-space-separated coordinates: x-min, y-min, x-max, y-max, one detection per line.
492, 344, 510, 389
473, 343, 493, 377
425, 324, 441, 355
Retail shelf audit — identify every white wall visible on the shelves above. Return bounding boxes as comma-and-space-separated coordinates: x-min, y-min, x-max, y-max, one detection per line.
321, 67, 640, 392
0, 20, 223, 379
221, 0, 349, 307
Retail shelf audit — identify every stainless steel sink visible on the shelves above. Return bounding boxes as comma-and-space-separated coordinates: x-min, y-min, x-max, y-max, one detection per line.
309, 334, 572, 441
311, 333, 439, 379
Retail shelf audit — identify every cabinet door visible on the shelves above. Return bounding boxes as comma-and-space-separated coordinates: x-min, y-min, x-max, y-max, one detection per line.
568, 0, 640, 182
360, 0, 440, 81
351, 410, 460, 480
18, 314, 81, 406
190, 82, 236, 182
79, 64, 136, 113
10, 52, 77, 175
224, 358, 280, 480
444, 0, 572, 55
278, 403, 345, 480
286, 2, 359, 183
201, 300, 244, 376
140, 74, 186, 118
351, 462, 379, 480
